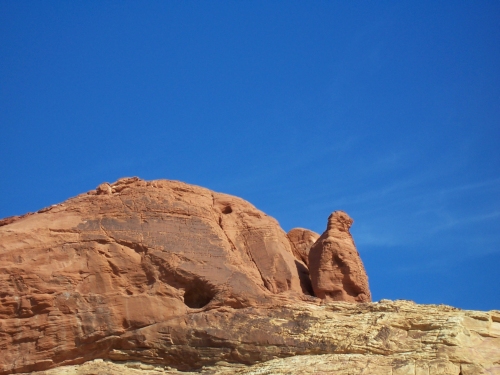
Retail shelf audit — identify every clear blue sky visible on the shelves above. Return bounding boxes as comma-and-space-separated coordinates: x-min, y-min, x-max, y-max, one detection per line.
1, 1, 499, 311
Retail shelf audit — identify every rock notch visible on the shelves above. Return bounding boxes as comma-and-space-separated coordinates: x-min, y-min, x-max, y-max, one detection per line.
308, 211, 371, 302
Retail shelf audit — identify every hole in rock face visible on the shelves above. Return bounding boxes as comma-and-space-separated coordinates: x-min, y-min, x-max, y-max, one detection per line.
221, 205, 232, 214
183, 280, 216, 308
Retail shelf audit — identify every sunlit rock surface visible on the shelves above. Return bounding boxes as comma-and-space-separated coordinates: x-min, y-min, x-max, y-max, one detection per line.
18, 301, 500, 375
309, 211, 371, 302
1, 178, 497, 374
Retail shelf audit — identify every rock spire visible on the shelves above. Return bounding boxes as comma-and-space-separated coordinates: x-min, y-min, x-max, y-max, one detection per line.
308, 211, 371, 302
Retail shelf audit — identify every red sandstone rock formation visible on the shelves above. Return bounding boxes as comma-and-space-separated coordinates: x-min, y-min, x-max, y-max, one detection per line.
1, 180, 497, 375
287, 228, 320, 266
0, 178, 371, 374
308, 211, 371, 303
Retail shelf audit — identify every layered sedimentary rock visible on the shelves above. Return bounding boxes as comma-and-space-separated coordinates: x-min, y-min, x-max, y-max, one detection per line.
308, 211, 371, 303
19, 300, 500, 375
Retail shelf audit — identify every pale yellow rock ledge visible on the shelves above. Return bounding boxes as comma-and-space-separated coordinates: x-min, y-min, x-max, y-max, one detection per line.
21, 300, 500, 375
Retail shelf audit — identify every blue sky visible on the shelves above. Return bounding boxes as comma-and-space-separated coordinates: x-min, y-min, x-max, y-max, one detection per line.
1, 1, 499, 311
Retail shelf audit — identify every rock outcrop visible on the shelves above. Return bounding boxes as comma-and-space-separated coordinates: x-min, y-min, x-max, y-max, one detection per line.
18, 300, 500, 375
309, 211, 371, 303
1, 177, 497, 375
287, 228, 319, 266
0, 177, 314, 374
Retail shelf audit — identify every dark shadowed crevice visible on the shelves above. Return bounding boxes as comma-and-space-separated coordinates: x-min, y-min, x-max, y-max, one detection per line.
183, 279, 216, 308
294, 260, 314, 296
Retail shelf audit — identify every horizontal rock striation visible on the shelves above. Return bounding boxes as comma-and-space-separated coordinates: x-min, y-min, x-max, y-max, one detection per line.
18, 300, 500, 374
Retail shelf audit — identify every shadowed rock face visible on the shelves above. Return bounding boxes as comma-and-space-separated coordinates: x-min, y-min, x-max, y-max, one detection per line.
0, 178, 374, 374
308, 211, 371, 303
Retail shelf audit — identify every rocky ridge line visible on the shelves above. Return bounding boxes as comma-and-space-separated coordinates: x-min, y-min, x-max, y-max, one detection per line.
1, 177, 498, 374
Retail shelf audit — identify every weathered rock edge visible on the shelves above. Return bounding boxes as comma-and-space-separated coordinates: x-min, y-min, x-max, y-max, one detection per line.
19, 300, 500, 375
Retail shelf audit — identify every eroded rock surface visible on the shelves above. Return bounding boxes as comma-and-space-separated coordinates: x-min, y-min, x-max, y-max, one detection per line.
0, 177, 314, 374
4, 178, 495, 375
19, 300, 500, 375
308, 211, 371, 302
287, 228, 319, 266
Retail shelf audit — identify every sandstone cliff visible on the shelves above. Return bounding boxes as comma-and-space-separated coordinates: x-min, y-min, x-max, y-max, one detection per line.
0, 178, 498, 374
